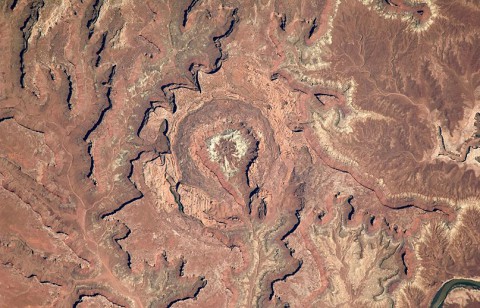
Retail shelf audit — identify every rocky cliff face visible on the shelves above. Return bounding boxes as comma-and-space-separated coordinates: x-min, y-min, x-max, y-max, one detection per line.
0, 0, 479, 307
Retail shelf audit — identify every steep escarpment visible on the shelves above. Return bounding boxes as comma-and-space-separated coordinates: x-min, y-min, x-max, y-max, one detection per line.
1, 0, 479, 307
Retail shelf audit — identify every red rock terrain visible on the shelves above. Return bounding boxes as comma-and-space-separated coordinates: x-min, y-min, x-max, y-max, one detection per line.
0, 0, 479, 307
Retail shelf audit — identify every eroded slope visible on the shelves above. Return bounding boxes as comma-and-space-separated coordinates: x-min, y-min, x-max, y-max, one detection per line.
0, 0, 479, 307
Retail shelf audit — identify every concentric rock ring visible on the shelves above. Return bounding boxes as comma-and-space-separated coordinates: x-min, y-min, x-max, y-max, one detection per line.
173, 99, 278, 206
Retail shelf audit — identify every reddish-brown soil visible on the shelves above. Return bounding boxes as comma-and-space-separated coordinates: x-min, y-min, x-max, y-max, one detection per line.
1, 0, 479, 307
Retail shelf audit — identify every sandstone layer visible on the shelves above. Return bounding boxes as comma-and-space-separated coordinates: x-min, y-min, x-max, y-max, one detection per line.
0, 0, 479, 307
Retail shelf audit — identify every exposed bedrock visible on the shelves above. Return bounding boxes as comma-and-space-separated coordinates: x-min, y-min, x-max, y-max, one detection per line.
173, 99, 278, 208
1, 0, 480, 307
300, 88, 480, 211
272, 0, 480, 211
